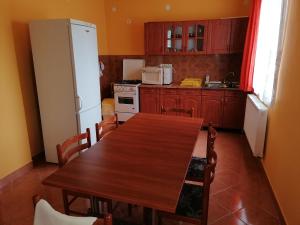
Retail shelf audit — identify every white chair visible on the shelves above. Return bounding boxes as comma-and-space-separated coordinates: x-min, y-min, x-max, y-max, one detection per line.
33, 196, 112, 225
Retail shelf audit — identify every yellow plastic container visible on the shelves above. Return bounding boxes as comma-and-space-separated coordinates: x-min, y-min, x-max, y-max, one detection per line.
102, 98, 115, 119
180, 78, 202, 87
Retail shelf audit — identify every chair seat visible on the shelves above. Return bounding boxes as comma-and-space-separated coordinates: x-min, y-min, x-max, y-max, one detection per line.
176, 183, 203, 219
186, 157, 207, 180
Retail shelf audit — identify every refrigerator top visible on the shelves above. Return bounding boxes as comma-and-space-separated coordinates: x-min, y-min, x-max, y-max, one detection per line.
70, 19, 96, 29
30, 18, 96, 29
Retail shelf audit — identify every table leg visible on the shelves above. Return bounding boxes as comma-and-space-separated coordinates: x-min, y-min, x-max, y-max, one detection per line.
152, 209, 157, 225
143, 208, 157, 225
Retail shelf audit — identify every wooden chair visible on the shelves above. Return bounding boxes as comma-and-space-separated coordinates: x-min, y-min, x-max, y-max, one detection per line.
185, 123, 217, 182
33, 195, 112, 225
161, 105, 195, 117
95, 114, 118, 141
156, 150, 217, 225
57, 128, 99, 216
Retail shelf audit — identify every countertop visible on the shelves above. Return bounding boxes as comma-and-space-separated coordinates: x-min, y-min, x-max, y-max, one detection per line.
139, 83, 241, 91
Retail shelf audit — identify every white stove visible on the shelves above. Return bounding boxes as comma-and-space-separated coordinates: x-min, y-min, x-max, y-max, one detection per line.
114, 59, 145, 121
114, 81, 141, 122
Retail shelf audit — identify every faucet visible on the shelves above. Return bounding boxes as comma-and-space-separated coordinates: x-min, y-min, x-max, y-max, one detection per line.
224, 72, 236, 87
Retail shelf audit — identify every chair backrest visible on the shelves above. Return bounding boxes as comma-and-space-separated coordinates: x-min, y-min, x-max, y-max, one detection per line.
95, 114, 118, 141
161, 106, 195, 117
56, 128, 91, 167
201, 150, 217, 225
206, 123, 217, 161
33, 195, 112, 225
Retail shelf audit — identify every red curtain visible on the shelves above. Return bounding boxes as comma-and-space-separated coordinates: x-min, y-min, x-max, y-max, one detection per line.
240, 0, 262, 92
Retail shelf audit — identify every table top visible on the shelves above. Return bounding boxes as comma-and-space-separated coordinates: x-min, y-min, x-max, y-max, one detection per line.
43, 113, 203, 213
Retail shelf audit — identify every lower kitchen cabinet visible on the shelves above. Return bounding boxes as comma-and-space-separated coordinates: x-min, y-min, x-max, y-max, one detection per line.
139, 86, 246, 129
222, 91, 246, 129
160, 90, 178, 116
160, 89, 202, 117
139, 88, 160, 114
179, 94, 201, 117
201, 90, 224, 127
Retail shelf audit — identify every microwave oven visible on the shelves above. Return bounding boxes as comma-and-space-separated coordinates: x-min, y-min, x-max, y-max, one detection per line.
142, 64, 173, 85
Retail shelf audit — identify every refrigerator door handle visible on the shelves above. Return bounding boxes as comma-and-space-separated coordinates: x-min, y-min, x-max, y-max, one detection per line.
76, 96, 83, 111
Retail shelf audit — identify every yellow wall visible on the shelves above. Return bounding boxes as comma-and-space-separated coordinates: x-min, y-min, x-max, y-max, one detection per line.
263, 0, 300, 224
0, 0, 108, 179
104, 0, 251, 55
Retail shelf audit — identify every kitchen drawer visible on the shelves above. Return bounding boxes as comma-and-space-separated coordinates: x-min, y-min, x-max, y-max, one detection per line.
140, 87, 158, 94
225, 90, 244, 97
224, 96, 243, 103
160, 88, 178, 95
202, 89, 224, 97
179, 89, 201, 96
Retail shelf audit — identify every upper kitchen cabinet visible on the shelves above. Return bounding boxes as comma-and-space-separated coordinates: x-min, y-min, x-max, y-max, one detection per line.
229, 17, 248, 53
185, 21, 208, 54
144, 17, 248, 55
144, 22, 164, 55
207, 19, 231, 54
164, 21, 208, 55
164, 22, 185, 54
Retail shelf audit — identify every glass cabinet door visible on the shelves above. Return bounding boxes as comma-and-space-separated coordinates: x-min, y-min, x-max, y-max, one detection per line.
165, 25, 173, 53
165, 23, 184, 53
186, 22, 207, 54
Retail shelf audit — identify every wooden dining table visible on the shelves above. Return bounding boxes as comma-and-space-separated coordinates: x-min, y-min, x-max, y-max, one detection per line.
43, 113, 203, 222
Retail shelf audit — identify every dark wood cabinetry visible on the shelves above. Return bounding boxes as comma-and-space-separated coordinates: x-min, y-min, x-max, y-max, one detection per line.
179, 95, 201, 117
144, 18, 248, 55
201, 90, 224, 127
160, 89, 202, 117
163, 21, 208, 55
144, 22, 164, 55
230, 17, 248, 53
207, 19, 231, 54
139, 88, 160, 113
140, 86, 246, 129
222, 91, 246, 129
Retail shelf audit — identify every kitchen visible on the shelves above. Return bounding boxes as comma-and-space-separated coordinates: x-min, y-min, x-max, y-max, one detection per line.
0, 0, 299, 225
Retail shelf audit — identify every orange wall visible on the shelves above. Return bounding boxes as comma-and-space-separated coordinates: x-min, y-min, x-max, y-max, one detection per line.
104, 0, 250, 55
0, 0, 108, 179
0, 1, 32, 178
263, 0, 300, 224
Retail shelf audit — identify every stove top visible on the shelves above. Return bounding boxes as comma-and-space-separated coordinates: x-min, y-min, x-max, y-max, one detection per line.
115, 80, 142, 85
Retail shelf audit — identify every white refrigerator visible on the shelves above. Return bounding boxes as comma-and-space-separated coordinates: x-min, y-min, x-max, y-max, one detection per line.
29, 19, 102, 163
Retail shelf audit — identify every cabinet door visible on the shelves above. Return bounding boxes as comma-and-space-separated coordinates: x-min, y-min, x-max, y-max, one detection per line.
160, 94, 178, 115
145, 22, 164, 55
223, 92, 246, 129
207, 19, 231, 54
185, 21, 208, 54
164, 23, 184, 54
140, 88, 160, 113
201, 94, 224, 127
179, 95, 201, 117
229, 18, 248, 53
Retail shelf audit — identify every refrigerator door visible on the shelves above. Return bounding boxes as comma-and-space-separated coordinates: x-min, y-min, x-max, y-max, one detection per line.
70, 23, 101, 112
77, 105, 101, 145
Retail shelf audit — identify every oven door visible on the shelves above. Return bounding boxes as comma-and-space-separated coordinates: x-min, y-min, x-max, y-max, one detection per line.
114, 92, 139, 113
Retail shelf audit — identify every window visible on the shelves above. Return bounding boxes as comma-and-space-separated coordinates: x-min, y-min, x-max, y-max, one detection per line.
252, 0, 288, 106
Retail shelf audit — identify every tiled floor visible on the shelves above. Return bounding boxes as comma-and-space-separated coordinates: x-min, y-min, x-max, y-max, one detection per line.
0, 131, 283, 225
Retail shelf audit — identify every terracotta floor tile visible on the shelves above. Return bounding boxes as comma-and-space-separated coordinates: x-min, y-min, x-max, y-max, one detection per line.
0, 131, 285, 225
234, 207, 281, 225
210, 214, 247, 225
208, 199, 231, 224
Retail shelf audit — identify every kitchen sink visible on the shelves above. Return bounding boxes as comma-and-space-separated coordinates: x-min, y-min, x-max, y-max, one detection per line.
204, 82, 239, 89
